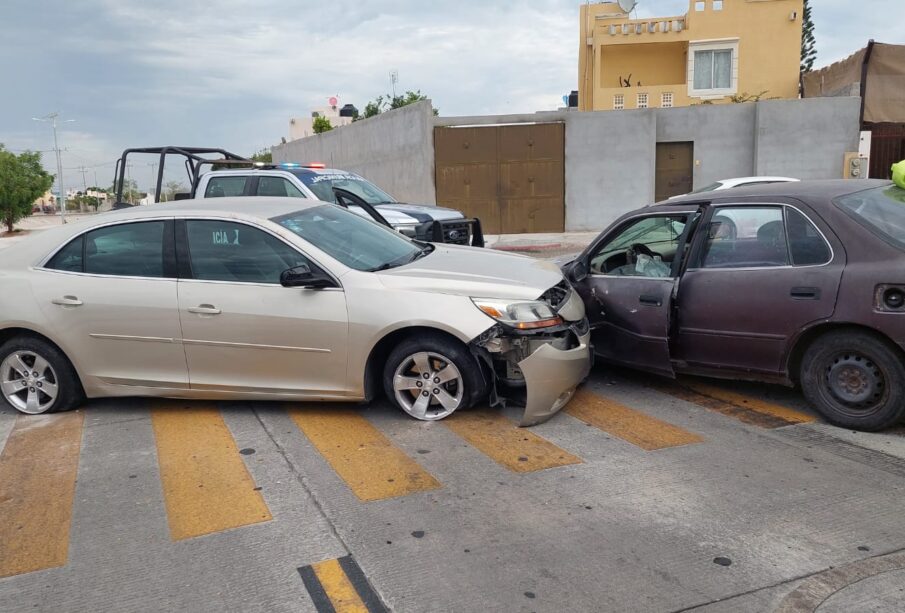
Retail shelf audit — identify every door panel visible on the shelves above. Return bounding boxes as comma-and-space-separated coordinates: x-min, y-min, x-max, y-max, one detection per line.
33, 273, 187, 388
577, 277, 675, 376
177, 282, 349, 394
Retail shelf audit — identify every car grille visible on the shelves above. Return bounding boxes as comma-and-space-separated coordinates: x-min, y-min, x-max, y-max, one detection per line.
439, 221, 471, 245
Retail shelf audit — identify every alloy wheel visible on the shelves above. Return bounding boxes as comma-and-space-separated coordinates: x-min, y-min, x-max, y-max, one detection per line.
1, 350, 59, 414
392, 351, 464, 420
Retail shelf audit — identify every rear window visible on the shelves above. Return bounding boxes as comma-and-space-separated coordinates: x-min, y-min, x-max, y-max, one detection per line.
836, 185, 905, 251
205, 176, 247, 198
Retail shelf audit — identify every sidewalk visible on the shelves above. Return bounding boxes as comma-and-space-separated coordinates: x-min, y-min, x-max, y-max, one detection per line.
485, 231, 598, 258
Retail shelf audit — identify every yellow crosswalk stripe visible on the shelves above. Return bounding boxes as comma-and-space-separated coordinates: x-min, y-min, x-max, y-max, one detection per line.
288, 404, 440, 502
566, 389, 704, 450
680, 380, 816, 425
299, 555, 388, 613
311, 558, 369, 612
150, 402, 272, 541
0, 412, 83, 577
444, 408, 582, 472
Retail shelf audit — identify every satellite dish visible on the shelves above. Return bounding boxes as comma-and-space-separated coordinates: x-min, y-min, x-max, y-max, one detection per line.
617, 0, 637, 13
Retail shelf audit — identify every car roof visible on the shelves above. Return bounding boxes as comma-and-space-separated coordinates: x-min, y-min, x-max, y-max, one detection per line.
717, 176, 799, 185
660, 179, 892, 207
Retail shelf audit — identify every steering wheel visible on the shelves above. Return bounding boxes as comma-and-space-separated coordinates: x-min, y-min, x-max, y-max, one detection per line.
625, 243, 657, 264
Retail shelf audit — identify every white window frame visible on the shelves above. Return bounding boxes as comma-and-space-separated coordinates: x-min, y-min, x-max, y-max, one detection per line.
661, 92, 674, 108
687, 38, 739, 98
613, 94, 625, 110
637, 93, 649, 109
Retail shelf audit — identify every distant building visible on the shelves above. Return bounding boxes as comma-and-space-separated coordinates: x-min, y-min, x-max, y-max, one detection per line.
802, 42, 905, 179
578, 0, 803, 111
288, 98, 358, 141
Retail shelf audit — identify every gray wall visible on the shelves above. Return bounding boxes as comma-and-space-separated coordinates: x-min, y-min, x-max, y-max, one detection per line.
275, 97, 862, 232
272, 100, 437, 204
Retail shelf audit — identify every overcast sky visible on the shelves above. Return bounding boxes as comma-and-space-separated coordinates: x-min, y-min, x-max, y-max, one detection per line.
1, 0, 900, 191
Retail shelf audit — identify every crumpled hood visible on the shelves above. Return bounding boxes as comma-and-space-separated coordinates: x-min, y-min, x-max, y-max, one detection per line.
377, 244, 564, 300
375, 203, 465, 222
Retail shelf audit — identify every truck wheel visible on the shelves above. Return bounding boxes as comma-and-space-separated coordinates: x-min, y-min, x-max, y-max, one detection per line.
800, 330, 905, 431
0, 336, 83, 415
383, 334, 483, 421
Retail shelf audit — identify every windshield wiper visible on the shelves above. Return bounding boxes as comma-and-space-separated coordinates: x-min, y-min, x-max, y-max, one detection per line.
367, 245, 434, 272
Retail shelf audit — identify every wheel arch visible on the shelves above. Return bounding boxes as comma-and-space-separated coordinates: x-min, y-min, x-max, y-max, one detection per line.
785, 322, 905, 385
363, 325, 475, 402
0, 326, 87, 398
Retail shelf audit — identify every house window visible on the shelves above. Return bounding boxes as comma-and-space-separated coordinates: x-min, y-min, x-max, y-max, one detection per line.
614, 94, 625, 110
694, 1, 705, 10
693, 49, 733, 90
637, 93, 649, 109
661, 92, 674, 108
712, 0, 723, 9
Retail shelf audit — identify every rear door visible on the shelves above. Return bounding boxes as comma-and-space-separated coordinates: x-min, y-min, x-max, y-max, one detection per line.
674, 202, 843, 374
574, 209, 700, 376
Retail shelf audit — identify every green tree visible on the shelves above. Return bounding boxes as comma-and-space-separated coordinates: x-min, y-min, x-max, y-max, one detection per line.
0, 145, 54, 233
110, 178, 141, 204
357, 90, 438, 121
312, 116, 333, 134
250, 149, 272, 163
801, 0, 816, 73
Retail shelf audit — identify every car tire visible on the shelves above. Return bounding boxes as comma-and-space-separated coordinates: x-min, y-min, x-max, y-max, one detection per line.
0, 336, 83, 415
800, 330, 905, 431
383, 333, 484, 421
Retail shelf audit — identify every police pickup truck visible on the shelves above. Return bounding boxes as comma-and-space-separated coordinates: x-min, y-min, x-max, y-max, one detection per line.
112, 146, 483, 247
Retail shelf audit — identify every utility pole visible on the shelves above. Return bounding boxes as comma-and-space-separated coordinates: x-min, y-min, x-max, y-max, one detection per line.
32, 112, 75, 224
78, 166, 89, 213
390, 70, 398, 99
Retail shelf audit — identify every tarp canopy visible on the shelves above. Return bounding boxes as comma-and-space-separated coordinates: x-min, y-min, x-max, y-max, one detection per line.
803, 43, 905, 124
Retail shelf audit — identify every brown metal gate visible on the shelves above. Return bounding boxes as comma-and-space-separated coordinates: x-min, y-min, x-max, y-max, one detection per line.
434, 123, 565, 234
866, 123, 905, 180
654, 142, 694, 202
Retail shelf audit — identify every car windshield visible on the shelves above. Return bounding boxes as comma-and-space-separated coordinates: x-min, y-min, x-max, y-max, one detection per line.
836, 185, 905, 251
689, 182, 724, 194
293, 171, 397, 205
272, 205, 427, 271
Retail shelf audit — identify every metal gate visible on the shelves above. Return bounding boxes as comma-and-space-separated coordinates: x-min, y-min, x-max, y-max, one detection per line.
654, 142, 694, 202
867, 123, 905, 180
434, 123, 565, 234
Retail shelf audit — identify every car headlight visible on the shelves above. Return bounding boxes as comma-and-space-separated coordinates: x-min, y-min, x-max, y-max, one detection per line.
394, 222, 419, 237
471, 298, 563, 330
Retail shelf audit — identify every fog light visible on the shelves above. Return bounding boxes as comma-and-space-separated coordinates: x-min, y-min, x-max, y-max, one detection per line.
884, 288, 905, 310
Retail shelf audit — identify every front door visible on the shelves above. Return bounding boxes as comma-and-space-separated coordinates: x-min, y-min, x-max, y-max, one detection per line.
675, 204, 844, 375
176, 219, 350, 395
575, 212, 696, 376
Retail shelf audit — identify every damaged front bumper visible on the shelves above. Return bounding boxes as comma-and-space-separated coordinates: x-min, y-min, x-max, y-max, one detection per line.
471, 287, 592, 427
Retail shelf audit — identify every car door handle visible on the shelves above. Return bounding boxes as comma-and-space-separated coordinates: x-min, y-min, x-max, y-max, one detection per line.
639, 294, 662, 307
790, 287, 821, 300
51, 295, 83, 307
187, 304, 221, 315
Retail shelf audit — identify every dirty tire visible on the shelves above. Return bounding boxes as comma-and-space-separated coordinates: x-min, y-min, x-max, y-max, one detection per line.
383, 333, 484, 421
0, 335, 83, 415
800, 330, 905, 431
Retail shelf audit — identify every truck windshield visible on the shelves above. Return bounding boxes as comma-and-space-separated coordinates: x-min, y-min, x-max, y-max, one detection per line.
272, 205, 423, 272
836, 185, 905, 251
293, 171, 397, 205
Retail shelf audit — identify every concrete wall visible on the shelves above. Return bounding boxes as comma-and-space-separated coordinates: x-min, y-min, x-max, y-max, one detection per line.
275, 97, 861, 232
272, 100, 437, 204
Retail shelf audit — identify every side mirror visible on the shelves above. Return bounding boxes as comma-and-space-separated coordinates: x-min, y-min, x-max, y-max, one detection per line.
564, 259, 589, 283
280, 264, 335, 289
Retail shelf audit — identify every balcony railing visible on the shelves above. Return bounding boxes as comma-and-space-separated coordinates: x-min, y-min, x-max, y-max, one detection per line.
598, 16, 686, 36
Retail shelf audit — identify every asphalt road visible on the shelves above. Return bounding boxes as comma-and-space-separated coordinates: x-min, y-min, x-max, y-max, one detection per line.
2, 365, 905, 613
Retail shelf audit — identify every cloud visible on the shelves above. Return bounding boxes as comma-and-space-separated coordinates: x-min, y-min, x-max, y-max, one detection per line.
1, 0, 897, 190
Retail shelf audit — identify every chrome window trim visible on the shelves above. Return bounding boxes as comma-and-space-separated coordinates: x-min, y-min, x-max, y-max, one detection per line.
181, 216, 344, 289
36, 216, 175, 272
685, 202, 836, 272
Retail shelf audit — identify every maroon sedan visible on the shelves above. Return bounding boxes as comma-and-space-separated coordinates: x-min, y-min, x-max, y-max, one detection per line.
565, 179, 905, 431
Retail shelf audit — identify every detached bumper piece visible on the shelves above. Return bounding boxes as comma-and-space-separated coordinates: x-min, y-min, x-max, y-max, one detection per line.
472, 315, 592, 427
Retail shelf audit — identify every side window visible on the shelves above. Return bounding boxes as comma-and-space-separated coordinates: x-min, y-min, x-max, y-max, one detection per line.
185, 220, 313, 284
257, 177, 305, 198
786, 208, 832, 266
589, 215, 687, 277
204, 176, 247, 198
84, 221, 166, 277
46, 235, 85, 272
700, 207, 789, 269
